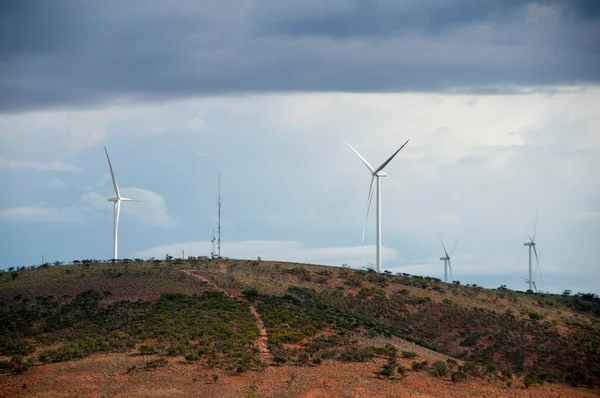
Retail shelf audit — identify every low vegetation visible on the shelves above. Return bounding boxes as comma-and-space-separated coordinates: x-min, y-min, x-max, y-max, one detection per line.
1, 288, 262, 374
1, 258, 599, 391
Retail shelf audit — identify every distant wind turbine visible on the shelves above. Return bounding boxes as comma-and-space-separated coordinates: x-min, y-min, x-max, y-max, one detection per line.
104, 147, 142, 260
437, 235, 459, 283
523, 213, 542, 292
343, 139, 409, 273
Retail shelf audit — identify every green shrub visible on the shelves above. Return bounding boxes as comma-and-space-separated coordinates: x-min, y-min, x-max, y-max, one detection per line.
273, 355, 287, 365
396, 364, 407, 376
460, 362, 480, 377
185, 352, 200, 361
381, 363, 395, 377
401, 351, 418, 359
338, 347, 377, 363
0, 338, 35, 356
431, 360, 448, 377
0, 355, 34, 374
529, 312, 543, 321
412, 361, 429, 370
138, 344, 157, 356
167, 342, 187, 356
145, 357, 168, 370
242, 289, 259, 301
0, 360, 11, 373
524, 372, 543, 388
451, 370, 468, 383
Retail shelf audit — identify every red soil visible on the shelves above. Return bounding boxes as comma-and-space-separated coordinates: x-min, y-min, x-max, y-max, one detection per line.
1, 353, 597, 398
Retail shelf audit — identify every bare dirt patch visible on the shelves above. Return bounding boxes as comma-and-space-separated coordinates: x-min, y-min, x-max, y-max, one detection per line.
1, 353, 597, 398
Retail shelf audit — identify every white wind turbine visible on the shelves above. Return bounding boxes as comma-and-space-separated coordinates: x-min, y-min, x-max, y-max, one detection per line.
437, 235, 459, 283
523, 214, 542, 292
104, 147, 142, 260
343, 140, 409, 273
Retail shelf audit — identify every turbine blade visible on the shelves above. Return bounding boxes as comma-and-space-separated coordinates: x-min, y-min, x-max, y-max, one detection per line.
120, 198, 145, 202
437, 234, 449, 258
536, 257, 544, 292
526, 233, 534, 243
448, 259, 453, 282
104, 147, 121, 198
343, 141, 375, 173
362, 176, 376, 242
532, 245, 539, 264
374, 140, 409, 174
533, 209, 538, 242
450, 237, 460, 257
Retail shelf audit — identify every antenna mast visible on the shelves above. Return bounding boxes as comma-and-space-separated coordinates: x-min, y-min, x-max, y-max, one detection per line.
211, 230, 216, 258
217, 174, 221, 258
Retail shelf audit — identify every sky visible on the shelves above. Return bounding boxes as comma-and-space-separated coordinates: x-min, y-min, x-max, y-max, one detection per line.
1, 0, 599, 294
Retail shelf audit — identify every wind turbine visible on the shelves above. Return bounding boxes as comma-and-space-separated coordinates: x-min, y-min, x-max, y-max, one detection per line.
437, 235, 459, 283
343, 139, 409, 273
104, 147, 142, 261
523, 213, 541, 292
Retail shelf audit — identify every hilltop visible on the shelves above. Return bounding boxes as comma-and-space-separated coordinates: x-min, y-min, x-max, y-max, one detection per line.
1, 258, 599, 397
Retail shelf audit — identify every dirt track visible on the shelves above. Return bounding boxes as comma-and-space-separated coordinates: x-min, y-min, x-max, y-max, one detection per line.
182, 269, 273, 364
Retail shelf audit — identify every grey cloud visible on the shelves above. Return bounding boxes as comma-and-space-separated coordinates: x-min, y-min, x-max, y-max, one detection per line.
254, 0, 537, 38
1, 0, 599, 113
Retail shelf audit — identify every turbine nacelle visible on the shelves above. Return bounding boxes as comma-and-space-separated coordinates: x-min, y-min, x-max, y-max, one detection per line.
375, 171, 387, 177
440, 256, 449, 261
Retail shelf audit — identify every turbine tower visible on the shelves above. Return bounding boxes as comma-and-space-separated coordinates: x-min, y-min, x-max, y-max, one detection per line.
523, 214, 540, 293
104, 147, 141, 260
343, 140, 409, 273
437, 235, 459, 283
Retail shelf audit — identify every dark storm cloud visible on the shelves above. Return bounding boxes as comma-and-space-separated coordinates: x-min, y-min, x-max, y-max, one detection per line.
255, 0, 537, 38
0, 0, 599, 113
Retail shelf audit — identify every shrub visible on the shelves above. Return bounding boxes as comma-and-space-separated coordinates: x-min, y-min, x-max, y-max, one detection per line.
396, 364, 407, 376
145, 357, 168, 370
401, 351, 418, 359
381, 363, 395, 377
524, 372, 546, 388
338, 347, 377, 363
529, 312, 543, 321
185, 352, 200, 361
0, 355, 34, 374
452, 370, 468, 383
273, 355, 287, 365
0, 338, 35, 356
138, 344, 157, 356
432, 360, 448, 377
412, 361, 429, 370
461, 362, 480, 377
242, 289, 259, 302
